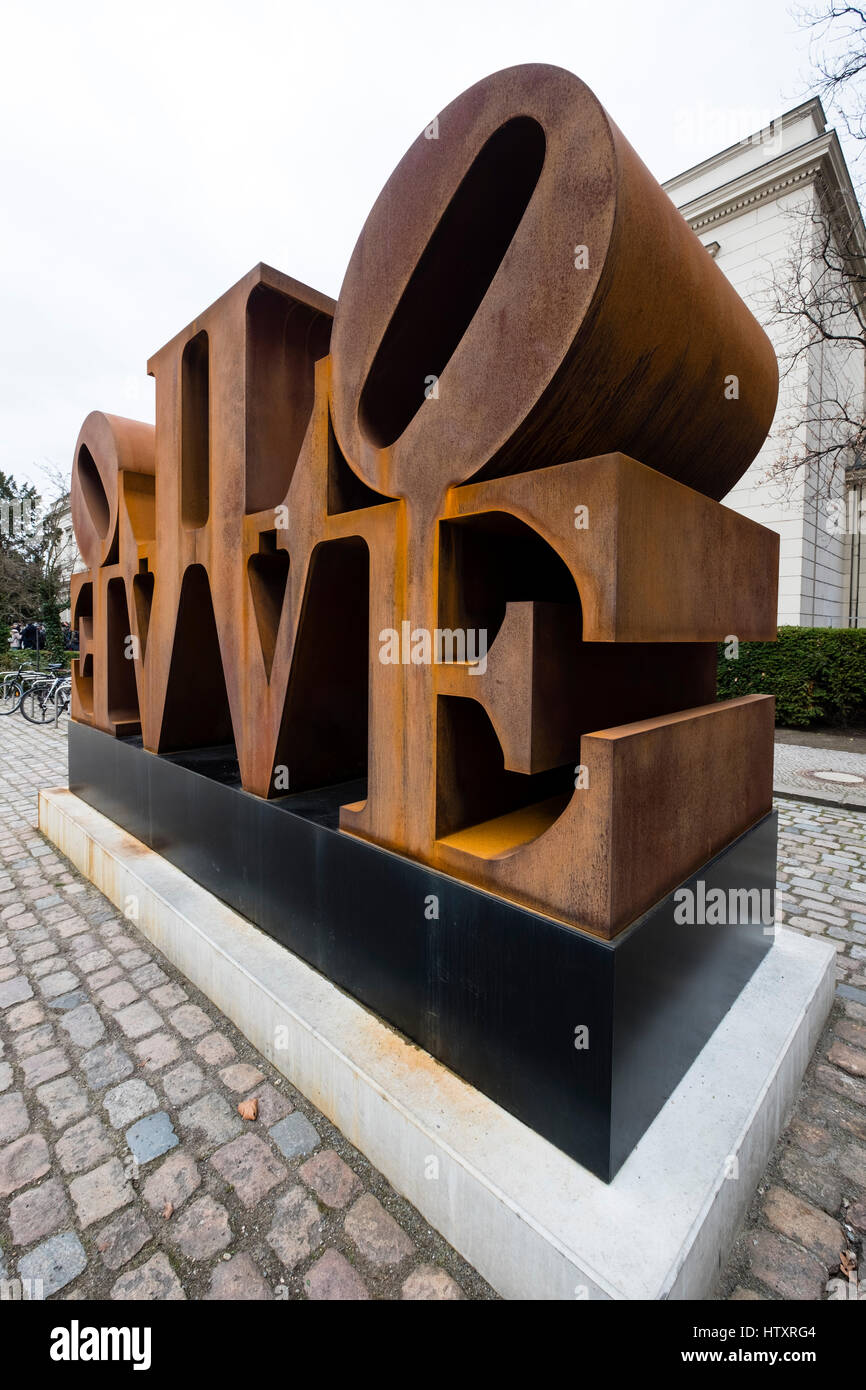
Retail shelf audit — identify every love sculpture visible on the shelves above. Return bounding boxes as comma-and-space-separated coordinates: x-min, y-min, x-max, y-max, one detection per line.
67, 65, 780, 1180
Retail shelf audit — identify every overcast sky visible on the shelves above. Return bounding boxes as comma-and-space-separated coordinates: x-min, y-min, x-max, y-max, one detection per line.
0, 0, 847, 491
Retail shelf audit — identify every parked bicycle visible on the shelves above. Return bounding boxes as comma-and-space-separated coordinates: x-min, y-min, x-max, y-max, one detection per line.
0, 660, 46, 716
17, 666, 71, 726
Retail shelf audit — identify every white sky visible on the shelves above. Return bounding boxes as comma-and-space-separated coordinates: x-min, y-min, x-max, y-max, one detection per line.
0, 0, 848, 491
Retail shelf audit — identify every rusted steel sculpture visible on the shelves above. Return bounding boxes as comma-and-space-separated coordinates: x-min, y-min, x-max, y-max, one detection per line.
69, 64, 778, 940
67, 65, 780, 1175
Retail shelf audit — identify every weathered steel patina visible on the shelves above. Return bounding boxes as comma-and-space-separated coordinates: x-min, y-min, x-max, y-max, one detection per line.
69, 64, 779, 940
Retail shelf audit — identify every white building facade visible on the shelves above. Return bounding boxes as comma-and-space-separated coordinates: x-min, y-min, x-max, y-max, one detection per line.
664, 101, 866, 628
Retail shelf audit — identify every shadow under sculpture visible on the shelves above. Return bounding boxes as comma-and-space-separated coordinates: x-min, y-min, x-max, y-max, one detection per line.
66, 64, 781, 1181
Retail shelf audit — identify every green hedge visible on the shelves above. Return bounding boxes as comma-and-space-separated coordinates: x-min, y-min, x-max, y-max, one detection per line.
718, 627, 866, 728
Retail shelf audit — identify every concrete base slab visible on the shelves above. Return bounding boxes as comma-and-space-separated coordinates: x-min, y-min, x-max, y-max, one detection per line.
39, 785, 836, 1301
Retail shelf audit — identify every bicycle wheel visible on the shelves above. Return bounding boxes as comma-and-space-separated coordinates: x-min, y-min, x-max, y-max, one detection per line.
19, 684, 54, 724
54, 687, 71, 728
0, 679, 24, 715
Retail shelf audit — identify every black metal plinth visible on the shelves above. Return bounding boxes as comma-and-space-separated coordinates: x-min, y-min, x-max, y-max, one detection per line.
67, 720, 776, 1181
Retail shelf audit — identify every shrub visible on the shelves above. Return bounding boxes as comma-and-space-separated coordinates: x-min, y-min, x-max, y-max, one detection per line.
718, 627, 866, 728
41, 595, 66, 665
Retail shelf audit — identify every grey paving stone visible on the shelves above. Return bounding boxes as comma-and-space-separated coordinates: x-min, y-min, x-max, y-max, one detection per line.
114, 999, 162, 1039
401, 1265, 464, 1300
104, 1078, 159, 1128
11, 1022, 53, 1059
142, 1149, 201, 1213
69, 1158, 134, 1227
106, 935, 139, 954
170, 1003, 213, 1039
178, 1091, 243, 1146
89, 965, 122, 990
246, 1082, 292, 1128
195, 1030, 236, 1065
210, 1133, 287, 1208
134, 1031, 181, 1072
125, 1111, 179, 1165
269, 1112, 320, 1161
56, 917, 89, 939
56, 1115, 115, 1175
111, 1252, 186, 1300
839, 1141, 866, 1188
206, 1251, 272, 1300
99, 981, 138, 1010
150, 983, 187, 1009
81, 1041, 135, 1090
266, 1185, 322, 1269
21, 941, 57, 963
9, 1177, 71, 1246
0, 1133, 51, 1195
5, 999, 43, 1031
48, 990, 88, 1011
130, 963, 168, 991
117, 949, 151, 970
37, 969, 80, 1000
21, 1047, 69, 1087
95, 1207, 152, 1270
219, 1062, 264, 1093
36, 1075, 90, 1130
162, 1061, 207, 1105
31, 954, 69, 979
0, 1061, 12, 1092
0, 974, 33, 1008
344, 1193, 415, 1267
748, 1230, 826, 1300
66, 933, 101, 958
299, 1149, 362, 1209
18, 1231, 87, 1297
0, 1091, 29, 1143
779, 1147, 843, 1214
75, 948, 114, 975
169, 1195, 232, 1259
59, 1003, 105, 1048
11, 1017, 55, 1056
305, 1248, 370, 1300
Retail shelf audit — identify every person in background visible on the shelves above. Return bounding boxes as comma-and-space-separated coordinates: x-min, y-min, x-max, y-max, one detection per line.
20, 621, 44, 650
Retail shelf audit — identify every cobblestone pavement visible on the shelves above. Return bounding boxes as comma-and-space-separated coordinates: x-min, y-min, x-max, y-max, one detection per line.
2, 719, 865, 1301
774, 740, 866, 808
718, 798, 866, 1300
0, 719, 495, 1301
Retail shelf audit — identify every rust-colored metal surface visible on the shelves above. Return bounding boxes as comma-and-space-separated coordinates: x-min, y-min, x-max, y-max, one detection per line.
69, 64, 780, 941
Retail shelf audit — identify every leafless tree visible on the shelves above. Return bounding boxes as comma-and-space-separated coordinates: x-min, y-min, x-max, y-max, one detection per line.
764, 6, 866, 498
796, 3, 866, 159
765, 183, 866, 494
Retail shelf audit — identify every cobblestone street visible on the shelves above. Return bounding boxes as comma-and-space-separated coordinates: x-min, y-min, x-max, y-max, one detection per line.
1, 717, 865, 1300
0, 719, 494, 1301
718, 798, 866, 1300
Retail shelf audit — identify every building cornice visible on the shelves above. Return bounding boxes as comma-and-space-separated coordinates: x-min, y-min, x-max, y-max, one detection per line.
662, 97, 827, 195
669, 129, 866, 263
